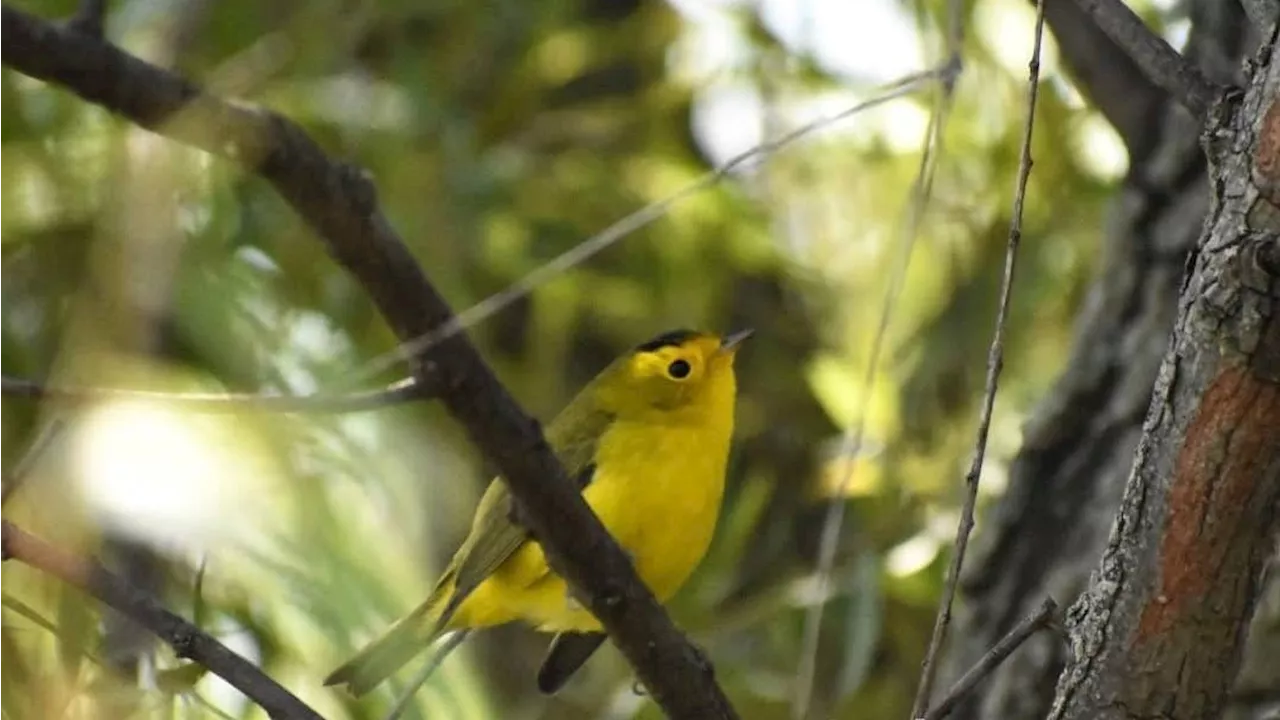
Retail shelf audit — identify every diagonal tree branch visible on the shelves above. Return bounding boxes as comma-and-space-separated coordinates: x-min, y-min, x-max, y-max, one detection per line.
1, 520, 324, 720
1068, 0, 1220, 119
0, 6, 737, 718
1040, 0, 1167, 161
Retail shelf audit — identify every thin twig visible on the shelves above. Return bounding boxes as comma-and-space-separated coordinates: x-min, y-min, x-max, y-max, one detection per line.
347, 63, 960, 388
791, 102, 948, 720
1067, 0, 1219, 118
1, 418, 67, 506
790, 13, 965, 720
1, 374, 424, 413
924, 598, 1058, 720
1, 520, 324, 720
383, 631, 470, 720
908, 2, 1047, 717
1, 67, 956, 415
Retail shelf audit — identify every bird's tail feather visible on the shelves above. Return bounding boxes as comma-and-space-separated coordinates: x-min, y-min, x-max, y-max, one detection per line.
325, 578, 456, 696
324, 612, 431, 695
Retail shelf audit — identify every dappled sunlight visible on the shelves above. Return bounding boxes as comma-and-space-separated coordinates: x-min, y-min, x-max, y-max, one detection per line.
74, 398, 257, 554
886, 532, 940, 579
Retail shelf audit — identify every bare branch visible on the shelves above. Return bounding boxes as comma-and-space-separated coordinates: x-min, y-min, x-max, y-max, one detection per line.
1068, 0, 1220, 119
925, 598, 1059, 720
1041, 0, 1166, 160
909, 2, 1047, 717
1, 375, 424, 414
0, 6, 738, 716
1, 521, 324, 720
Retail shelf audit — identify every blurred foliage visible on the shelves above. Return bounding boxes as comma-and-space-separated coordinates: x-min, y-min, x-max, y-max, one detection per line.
1, 0, 1158, 717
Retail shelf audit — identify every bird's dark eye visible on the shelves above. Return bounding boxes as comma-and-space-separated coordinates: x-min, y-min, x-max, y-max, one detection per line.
667, 359, 691, 379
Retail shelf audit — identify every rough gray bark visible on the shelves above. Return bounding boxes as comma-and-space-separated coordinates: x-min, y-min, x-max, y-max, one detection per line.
939, 2, 1280, 719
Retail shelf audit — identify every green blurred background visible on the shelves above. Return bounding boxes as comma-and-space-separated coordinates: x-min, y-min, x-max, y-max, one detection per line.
1, 0, 1183, 717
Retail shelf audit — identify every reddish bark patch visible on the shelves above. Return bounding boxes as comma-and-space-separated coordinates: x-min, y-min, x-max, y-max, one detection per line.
1136, 365, 1280, 641
1255, 99, 1280, 207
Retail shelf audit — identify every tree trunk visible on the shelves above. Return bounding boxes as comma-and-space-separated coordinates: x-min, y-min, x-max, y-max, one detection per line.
939, 3, 1280, 718
1048, 21, 1280, 718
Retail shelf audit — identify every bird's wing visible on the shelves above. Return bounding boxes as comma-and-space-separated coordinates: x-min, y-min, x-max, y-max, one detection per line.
434, 404, 613, 630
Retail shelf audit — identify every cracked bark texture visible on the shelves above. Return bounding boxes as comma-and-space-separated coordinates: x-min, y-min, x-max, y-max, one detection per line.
938, 3, 1280, 719
1049, 21, 1280, 717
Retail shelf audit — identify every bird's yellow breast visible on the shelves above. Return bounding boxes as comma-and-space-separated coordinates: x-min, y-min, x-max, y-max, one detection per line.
452, 409, 732, 633
587, 413, 731, 599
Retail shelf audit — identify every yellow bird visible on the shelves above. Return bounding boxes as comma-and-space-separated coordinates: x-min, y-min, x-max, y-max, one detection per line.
325, 328, 750, 697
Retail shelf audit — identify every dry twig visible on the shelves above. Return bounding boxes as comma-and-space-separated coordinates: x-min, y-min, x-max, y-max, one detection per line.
908, 1, 1047, 716
1067, 0, 1219, 118
924, 598, 1058, 720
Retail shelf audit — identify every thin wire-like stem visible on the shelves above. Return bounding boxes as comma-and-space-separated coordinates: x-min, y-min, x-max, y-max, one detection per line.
924, 598, 1058, 720
349, 64, 960, 388
790, 13, 965, 720
1, 418, 66, 506
1, 69, 956, 419
1, 375, 423, 413
383, 631, 471, 720
791, 105, 947, 720
908, 2, 1047, 717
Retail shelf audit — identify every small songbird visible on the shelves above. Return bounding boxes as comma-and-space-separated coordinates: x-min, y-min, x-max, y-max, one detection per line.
324, 328, 751, 698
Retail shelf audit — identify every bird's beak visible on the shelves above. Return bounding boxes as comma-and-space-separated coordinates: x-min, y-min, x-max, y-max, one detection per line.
719, 328, 754, 354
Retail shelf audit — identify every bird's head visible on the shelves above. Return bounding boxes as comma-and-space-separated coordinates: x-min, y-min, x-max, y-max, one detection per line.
592, 328, 751, 419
